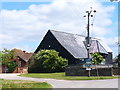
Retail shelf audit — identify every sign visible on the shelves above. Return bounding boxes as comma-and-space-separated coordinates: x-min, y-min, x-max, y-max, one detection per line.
84, 59, 92, 67
85, 58, 92, 62
85, 64, 92, 67
83, 63, 92, 68
83, 59, 92, 71
86, 68, 91, 70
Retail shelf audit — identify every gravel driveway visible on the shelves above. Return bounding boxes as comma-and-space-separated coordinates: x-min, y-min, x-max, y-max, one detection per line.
0, 73, 119, 88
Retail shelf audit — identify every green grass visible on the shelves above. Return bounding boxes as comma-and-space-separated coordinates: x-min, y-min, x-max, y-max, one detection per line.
0, 79, 2, 89
1, 79, 52, 88
20, 72, 120, 80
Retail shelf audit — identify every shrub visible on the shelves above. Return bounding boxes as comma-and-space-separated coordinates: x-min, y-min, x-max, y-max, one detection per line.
6, 61, 17, 73
29, 50, 68, 73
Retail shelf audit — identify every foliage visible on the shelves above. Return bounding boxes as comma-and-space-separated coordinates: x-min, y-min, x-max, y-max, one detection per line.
6, 61, 17, 73
91, 53, 105, 65
1, 49, 17, 73
29, 50, 68, 73
114, 54, 120, 63
2, 49, 16, 65
114, 54, 120, 67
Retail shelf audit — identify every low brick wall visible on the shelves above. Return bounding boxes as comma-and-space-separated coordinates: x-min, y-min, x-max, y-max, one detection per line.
65, 65, 113, 76
13, 67, 28, 73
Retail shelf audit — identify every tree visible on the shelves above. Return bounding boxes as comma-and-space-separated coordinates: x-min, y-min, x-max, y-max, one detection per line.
91, 53, 105, 76
91, 53, 105, 65
6, 61, 17, 73
1, 49, 17, 73
2, 49, 16, 65
114, 54, 120, 67
29, 50, 68, 73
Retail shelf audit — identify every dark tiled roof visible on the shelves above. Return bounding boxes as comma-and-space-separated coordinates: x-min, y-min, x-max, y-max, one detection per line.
12, 49, 33, 62
50, 30, 112, 59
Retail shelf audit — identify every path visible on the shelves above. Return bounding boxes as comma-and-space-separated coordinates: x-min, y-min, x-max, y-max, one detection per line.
0, 74, 119, 88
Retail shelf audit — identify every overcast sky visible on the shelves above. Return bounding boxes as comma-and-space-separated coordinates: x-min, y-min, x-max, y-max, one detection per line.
0, 0, 119, 58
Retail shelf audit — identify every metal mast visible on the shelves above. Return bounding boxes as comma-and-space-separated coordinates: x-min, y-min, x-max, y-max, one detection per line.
84, 7, 96, 77
84, 7, 96, 59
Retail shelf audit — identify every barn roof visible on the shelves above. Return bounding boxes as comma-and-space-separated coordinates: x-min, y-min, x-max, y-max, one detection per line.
50, 30, 112, 59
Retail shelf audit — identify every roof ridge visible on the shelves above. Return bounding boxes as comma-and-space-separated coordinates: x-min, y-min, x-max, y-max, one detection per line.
49, 30, 85, 37
49, 29, 101, 40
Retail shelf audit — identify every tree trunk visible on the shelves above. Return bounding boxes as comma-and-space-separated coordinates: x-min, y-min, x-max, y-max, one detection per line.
95, 65, 99, 76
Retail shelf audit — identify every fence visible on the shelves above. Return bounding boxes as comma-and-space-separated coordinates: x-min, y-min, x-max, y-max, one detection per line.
65, 65, 119, 76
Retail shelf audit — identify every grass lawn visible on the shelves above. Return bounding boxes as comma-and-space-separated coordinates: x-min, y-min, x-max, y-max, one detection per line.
0, 79, 2, 89
1, 79, 52, 88
20, 72, 120, 80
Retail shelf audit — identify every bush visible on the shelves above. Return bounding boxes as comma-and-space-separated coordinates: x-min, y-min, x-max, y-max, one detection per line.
29, 50, 68, 73
6, 61, 17, 73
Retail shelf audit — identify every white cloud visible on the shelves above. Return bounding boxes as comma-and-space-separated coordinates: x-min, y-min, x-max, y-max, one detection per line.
0, 0, 117, 53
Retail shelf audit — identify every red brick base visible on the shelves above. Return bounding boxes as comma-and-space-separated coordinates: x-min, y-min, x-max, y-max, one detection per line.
13, 67, 28, 73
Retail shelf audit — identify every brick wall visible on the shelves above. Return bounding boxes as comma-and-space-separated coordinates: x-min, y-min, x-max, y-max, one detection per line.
13, 67, 28, 73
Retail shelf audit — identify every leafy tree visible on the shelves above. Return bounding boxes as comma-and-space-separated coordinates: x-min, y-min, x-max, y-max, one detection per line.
1, 49, 17, 73
114, 54, 120, 67
6, 61, 17, 73
29, 50, 68, 73
91, 53, 105, 76
2, 49, 16, 65
91, 53, 105, 65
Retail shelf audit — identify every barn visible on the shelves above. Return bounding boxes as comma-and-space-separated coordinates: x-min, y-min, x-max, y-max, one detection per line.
35, 30, 113, 65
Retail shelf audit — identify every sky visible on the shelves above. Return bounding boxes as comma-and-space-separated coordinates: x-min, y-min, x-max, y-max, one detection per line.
0, 0, 119, 58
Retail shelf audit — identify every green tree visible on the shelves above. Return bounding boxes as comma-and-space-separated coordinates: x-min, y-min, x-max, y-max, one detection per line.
29, 50, 68, 73
2, 49, 16, 65
91, 53, 105, 65
91, 53, 105, 76
114, 54, 120, 67
1, 49, 17, 73
6, 61, 17, 73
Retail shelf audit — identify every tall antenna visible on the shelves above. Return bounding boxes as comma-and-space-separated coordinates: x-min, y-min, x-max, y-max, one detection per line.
84, 7, 96, 59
